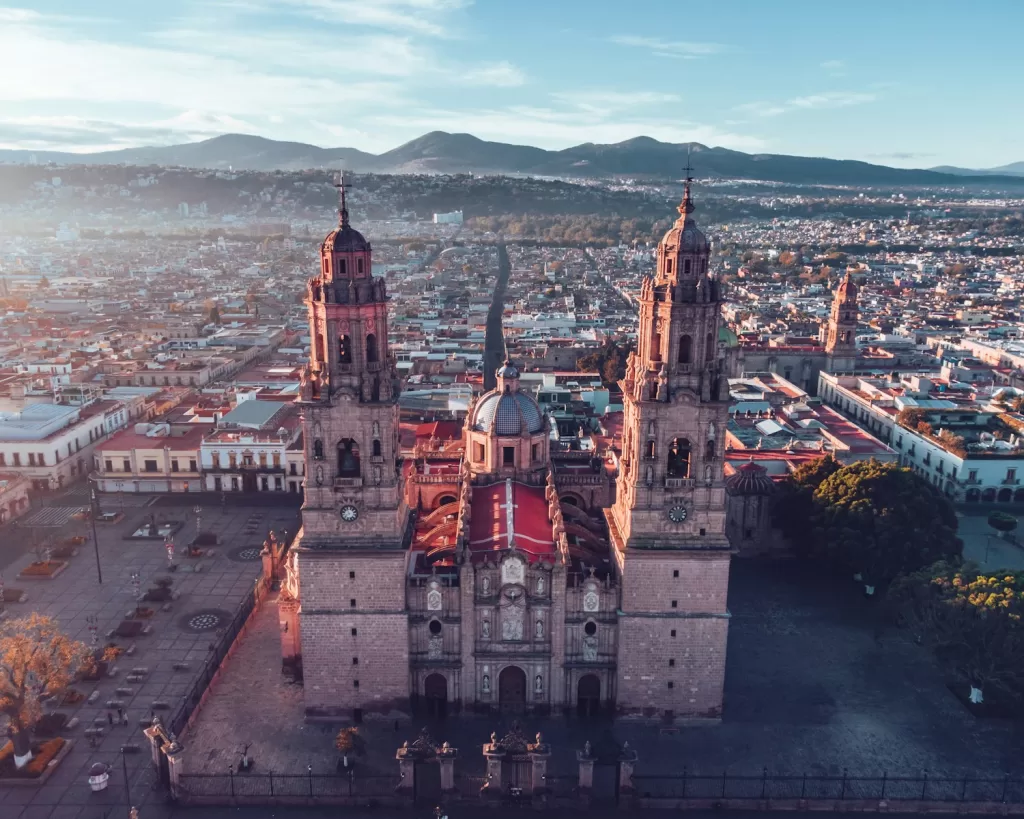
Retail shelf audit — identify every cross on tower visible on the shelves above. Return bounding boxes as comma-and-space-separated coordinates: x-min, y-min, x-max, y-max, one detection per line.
679, 146, 695, 217
499, 478, 519, 550
333, 171, 351, 226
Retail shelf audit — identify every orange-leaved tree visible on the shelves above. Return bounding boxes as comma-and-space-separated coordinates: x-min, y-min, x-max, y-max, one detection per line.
0, 615, 88, 768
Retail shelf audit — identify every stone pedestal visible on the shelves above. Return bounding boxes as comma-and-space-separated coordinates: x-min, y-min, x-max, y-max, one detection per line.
482, 751, 502, 800
395, 757, 415, 799
618, 745, 638, 807
278, 597, 301, 668
439, 754, 456, 794
530, 747, 551, 804
165, 743, 184, 798
577, 751, 594, 806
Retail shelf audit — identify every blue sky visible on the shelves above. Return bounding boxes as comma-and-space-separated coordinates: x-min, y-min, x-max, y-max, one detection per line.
1, 0, 1021, 168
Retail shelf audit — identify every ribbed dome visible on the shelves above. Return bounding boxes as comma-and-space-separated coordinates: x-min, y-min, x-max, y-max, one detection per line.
472, 391, 544, 436
661, 222, 709, 255
725, 461, 775, 496
322, 223, 369, 253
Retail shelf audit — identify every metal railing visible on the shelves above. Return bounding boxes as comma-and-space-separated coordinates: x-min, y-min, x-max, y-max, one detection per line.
179, 771, 397, 800
169, 576, 265, 738
631, 770, 1024, 804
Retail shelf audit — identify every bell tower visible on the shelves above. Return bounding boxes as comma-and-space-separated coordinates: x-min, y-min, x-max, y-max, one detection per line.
292, 174, 411, 719
608, 169, 732, 720
825, 271, 859, 373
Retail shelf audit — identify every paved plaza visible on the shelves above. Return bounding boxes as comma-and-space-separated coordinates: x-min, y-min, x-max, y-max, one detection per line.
0, 490, 300, 819
180, 559, 1021, 785
957, 508, 1024, 571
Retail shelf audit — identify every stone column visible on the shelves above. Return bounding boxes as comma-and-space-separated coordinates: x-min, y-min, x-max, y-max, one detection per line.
143, 720, 164, 770
261, 546, 274, 583
482, 751, 502, 800
577, 750, 594, 804
165, 742, 185, 800
396, 756, 415, 799
278, 598, 301, 668
458, 563, 475, 713
549, 562, 567, 713
529, 749, 550, 795
439, 758, 455, 794
618, 744, 638, 806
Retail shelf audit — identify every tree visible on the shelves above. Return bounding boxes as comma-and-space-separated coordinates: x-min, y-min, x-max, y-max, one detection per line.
0, 615, 88, 768
988, 511, 1018, 540
889, 561, 1024, 704
334, 726, 366, 769
812, 459, 961, 592
771, 454, 841, 547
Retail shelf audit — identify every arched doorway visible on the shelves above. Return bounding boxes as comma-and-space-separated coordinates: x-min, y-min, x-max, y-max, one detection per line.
966, 488, 981, 503
498, 666, 526, 711
437, 494, 457, 508
982, 488, 997, 503
424, 673, 448, 719
998, 488, 1013, 503
577, 674, 601, 717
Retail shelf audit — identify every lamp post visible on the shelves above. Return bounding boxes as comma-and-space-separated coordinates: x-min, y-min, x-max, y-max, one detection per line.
121, 747, 135, 818
88, 477, 103, 585
114, 480, 124, 512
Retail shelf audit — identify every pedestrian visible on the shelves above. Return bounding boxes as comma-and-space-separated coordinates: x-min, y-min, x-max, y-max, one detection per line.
122, 710, 129, 727
117, 707, 124, 723
107, 710, 114, 726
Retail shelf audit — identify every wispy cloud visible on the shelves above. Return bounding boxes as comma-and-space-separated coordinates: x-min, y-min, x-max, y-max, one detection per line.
550, 89, 680, 116
736, 91, 877, 117
610, 35, 725, 59
277, 0, 471, 37
820, 59, 846, 77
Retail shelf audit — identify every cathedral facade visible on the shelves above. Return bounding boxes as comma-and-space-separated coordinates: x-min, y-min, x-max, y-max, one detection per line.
280, 178, 733, 722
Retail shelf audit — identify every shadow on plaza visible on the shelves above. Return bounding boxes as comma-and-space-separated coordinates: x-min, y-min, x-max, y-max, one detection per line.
181, 559, 1023, 787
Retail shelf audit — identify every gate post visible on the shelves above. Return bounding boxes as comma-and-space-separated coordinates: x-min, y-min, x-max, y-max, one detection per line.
395, 747, 416, 802
618, 742, 638, 809
528, 733, 551, 808
438, 742, 458, 798
577, 742, 595, 807
482, 734, 503, 802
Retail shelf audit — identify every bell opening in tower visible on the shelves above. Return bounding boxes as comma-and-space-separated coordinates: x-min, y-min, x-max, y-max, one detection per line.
667, 438, 691, 478
338, 439, 360, 477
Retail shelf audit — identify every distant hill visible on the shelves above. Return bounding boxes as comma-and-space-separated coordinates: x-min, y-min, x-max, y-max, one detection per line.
2, 131, 1022, 187
931, 161, 1024, 177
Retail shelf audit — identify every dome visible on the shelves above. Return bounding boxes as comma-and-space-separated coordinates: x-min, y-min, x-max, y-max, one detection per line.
836, 271, 858, 300
472, 391, 544, 436
725, 460, 775, 496
322, 223, 369, 253
660, 222, 709, 254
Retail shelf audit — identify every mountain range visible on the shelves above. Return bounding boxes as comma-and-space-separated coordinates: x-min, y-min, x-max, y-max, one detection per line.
1, 132, 1022, 187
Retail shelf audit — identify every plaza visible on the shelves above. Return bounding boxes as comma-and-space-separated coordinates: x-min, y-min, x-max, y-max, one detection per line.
0, 489, 300, 819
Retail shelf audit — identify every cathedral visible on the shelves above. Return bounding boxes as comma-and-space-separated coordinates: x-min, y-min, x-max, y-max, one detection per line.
278, 177, 734, 722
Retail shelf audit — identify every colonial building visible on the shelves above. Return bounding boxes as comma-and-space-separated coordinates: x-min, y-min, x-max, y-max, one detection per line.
281, 177, 735, 722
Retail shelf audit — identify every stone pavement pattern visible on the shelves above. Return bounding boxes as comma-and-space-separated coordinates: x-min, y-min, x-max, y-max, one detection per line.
0, 492, 300, 819
180, 560, 1021, 783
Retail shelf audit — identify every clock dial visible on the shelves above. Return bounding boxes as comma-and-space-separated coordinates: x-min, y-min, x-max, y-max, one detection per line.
668, 504, 687, 523
340, 504, 358, 523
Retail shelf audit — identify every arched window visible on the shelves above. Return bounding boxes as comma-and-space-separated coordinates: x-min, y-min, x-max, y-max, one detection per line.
651, 332, 662, 362
706, 332, 715, 362
315, 334, 325, 365
667, 438, 691, 478
313, 439, 324, 460
337, 439, 360, 477
684, 259, 691, 276
338, 258, 347, 276
705, 438, 715, 461
372, 439, 382, 457
665, 258, 673, 275
366, 333, 378, 363
338, 334, 352, 364
678, 334, 692, 364
644, 440, 655, 460
357, 258, 364, 275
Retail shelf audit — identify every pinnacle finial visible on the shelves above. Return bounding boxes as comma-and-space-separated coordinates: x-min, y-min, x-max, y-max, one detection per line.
678, 147, 695, 219
334, 171, 351, 227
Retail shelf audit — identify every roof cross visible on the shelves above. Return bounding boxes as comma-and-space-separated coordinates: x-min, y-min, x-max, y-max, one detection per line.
333, 171, 351, 227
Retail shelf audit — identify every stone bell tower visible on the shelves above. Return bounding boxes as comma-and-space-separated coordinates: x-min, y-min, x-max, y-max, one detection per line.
291, 174, 411, 719
607, 171, 732, 720
825, 270, 859, 374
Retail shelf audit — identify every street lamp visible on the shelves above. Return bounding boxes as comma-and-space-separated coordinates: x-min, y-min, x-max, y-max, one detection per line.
121, 747, 135, 819
88, 476, 103, 585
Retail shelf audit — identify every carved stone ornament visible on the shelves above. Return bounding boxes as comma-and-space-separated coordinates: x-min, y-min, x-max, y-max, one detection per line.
315, 465, 324, 486
426, 584, 442, 612
501, 555, 525, 587
583, 584, 599, 612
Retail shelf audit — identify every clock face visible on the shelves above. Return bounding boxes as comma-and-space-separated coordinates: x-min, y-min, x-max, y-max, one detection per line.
668, 504, 687, 523
340, 504, 358, 523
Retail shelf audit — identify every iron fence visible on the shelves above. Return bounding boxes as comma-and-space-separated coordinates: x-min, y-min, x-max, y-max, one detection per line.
631, 770, 1024, 804
169, 576, 265, 738
179, 771, 397, 799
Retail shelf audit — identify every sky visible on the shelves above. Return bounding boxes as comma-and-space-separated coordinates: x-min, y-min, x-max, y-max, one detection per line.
1, 0, 1022, 168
